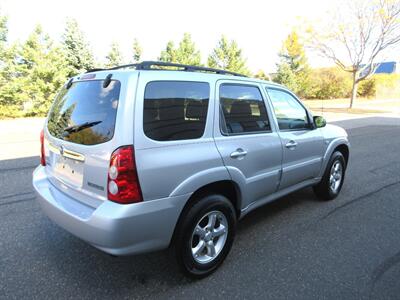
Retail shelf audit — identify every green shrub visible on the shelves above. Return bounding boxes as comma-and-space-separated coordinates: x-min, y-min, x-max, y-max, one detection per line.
357, 74, 400, 99
306, 67, 352, 99
358, 78, 376, 98
374, 74, 400, 99
0, 105, 25, 118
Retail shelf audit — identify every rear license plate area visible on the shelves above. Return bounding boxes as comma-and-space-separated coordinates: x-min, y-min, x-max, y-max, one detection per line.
50, 151, 84, 187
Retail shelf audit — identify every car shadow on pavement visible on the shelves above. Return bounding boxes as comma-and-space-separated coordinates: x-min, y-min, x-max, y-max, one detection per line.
39, 187, 320, 293
42, 222, 191, 291
239, 187, 317, 221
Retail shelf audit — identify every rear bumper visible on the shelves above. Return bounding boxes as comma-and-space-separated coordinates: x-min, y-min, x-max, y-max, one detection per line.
32, 166, 189, 255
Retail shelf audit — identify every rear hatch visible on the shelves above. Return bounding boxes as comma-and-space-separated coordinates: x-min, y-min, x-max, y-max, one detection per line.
43, 73, 135, 207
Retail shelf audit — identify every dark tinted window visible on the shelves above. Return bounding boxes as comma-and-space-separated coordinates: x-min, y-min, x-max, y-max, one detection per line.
220, 84, 270, 134
47, 80, 120, 145
267, 88, 309, 130
143, 81, 210, 141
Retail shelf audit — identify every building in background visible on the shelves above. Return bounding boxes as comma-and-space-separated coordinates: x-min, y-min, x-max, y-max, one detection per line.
361, 61, 399, 77
374, 61, 399, 74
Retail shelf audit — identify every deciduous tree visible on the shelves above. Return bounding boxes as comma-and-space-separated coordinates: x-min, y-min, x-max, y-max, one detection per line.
308, 0, 400, 107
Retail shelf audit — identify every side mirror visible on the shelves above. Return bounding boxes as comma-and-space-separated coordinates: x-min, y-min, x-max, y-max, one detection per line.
313, 116, 326, 128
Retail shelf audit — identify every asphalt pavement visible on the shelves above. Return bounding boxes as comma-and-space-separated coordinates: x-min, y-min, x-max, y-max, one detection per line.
1, 116, 400, 299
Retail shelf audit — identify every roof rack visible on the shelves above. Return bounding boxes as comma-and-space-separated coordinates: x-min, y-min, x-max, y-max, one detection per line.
86, 61, 247, 77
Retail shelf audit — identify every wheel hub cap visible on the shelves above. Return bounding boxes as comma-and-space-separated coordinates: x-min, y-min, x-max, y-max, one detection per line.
190, 211, 228, 264
329, 161, 343, 193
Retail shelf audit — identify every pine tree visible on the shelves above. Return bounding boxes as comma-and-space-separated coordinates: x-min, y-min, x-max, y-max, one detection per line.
0, 13, 17, 115
274, 63, 298, 92
132, 38, 142, 63
176, 33, 201, 65
4, 25, 69, 116
159, 40, 177, 63
0, 12, 11, 73
208, 36, 250, 75
274, 30, 310, 97
0, 13, 7, 44
62, 19, 95, 76
159, 33, 201, 66
105, 42, 123, 67
0, 13, 9, 76
254, 70, 270, 81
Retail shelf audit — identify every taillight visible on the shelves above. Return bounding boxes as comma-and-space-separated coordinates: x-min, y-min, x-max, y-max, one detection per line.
40, 129, 46, 166
107, 146, 143, 204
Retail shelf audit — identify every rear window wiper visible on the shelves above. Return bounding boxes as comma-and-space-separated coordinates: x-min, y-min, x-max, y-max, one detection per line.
63, 121, 102, 133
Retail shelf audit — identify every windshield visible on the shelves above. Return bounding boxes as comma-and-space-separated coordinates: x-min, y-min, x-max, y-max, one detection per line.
47, 80, 121, 145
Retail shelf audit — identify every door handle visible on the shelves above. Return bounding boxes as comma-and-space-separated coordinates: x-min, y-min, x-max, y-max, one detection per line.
285, 140, 298, 149
230, 148, 248, 159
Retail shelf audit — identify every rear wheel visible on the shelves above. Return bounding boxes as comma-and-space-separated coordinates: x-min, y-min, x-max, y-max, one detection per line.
174, 194, 236, 278
313, 151, 346, 200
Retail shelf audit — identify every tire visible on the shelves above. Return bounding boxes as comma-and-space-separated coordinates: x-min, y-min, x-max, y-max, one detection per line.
174, 194, 237, 278
313, 151, 346, 200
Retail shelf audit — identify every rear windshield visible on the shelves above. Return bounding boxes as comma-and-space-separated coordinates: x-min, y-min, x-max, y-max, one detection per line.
47, 80, 121, 145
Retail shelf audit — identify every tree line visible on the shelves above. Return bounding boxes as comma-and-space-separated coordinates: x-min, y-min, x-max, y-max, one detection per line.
1, 0, 399, 118
0, 17, 254, 118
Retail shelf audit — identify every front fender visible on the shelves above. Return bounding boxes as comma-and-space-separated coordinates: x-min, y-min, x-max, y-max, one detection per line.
319, 137, 350, 177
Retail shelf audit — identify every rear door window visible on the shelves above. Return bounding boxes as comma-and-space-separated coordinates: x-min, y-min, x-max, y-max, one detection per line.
143, 81, 210, 141
47, 80, 120, 145
219, 84, 271, 135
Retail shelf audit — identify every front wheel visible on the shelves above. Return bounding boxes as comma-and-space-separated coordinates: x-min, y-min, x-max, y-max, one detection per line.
174, 194, 237, 278
313, 151, 346, 200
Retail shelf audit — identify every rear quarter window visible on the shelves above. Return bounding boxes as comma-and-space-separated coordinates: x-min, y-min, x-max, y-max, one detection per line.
47, 80, 120, 145
143, 81, 210, 141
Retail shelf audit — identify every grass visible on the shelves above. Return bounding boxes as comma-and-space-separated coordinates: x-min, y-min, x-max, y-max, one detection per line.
303, 98, 399, 114
309, 107, 387, 114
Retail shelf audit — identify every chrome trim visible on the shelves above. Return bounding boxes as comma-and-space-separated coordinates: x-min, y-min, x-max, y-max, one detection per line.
48, 143, 85, 162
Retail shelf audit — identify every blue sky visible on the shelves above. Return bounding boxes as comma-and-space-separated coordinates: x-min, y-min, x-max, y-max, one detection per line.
0, 0, 345, 72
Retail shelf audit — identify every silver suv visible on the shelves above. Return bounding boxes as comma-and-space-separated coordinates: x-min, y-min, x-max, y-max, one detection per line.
33, 61, 349, 277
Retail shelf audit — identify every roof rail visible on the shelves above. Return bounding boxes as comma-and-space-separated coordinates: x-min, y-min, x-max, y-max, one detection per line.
85, 68, 107, 73
86, 61, 247, 77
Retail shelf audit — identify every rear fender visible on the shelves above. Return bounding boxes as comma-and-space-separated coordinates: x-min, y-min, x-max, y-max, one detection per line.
170, 166, 232, 197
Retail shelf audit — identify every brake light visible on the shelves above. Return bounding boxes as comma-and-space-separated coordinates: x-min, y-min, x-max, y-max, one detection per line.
107, 146, 143, 204
40, 129, 46, 166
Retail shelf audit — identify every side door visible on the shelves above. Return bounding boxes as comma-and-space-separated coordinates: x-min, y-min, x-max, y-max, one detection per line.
214, 81, 283, 209
265, 87, 324, 190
